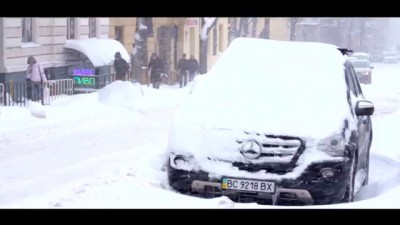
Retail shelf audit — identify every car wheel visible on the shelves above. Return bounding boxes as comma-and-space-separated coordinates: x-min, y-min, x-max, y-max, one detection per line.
342, 154, 357, 203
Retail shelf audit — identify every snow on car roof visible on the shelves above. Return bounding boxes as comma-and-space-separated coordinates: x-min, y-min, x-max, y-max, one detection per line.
174, 38, 353, 139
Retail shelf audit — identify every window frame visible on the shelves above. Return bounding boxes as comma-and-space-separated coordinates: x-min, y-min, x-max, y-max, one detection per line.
21, 17, 33, 43
89, 18, 97, 38
67, 17, 76, 39
114, 26, 124, 43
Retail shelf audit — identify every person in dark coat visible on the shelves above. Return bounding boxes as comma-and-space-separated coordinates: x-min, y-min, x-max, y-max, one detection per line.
177, 54, 189, 88
114, 52, 130, 81
187, 55, 199, 82
147, 53, 164, 89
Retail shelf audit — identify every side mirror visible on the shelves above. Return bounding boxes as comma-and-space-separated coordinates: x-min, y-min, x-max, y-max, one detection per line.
370, 66, 374, 69
355, 100, 374, 116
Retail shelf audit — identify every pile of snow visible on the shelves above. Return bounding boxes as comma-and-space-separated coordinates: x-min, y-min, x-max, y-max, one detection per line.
98, 81, 145, 110
27, 101, 46, 119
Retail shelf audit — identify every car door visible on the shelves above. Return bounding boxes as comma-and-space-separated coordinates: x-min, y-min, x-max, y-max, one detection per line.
346, 62, 372, 169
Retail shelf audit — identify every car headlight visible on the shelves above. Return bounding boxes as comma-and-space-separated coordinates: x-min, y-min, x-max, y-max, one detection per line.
170, 153, 194, 170
317, 134, 346, 157
173, 155, 187, 167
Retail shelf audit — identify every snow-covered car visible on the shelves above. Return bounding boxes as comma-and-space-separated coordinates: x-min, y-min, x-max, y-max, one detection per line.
351, 59, 373, 84
167, 38, 374, 206
383, 52, 398, 63
352, 52, 370, 61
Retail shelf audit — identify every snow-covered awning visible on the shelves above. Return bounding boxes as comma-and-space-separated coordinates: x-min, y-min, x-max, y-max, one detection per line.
64, 38, 131, 67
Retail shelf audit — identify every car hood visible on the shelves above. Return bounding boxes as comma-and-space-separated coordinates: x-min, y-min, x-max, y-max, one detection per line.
174, 75, 354, 141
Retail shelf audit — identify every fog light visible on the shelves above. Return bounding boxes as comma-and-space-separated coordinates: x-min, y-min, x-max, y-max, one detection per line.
320, 168, 335, 178
173, 155, 187, 166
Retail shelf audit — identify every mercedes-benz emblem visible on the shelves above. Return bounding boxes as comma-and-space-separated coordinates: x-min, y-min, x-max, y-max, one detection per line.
240, 139, 262, 159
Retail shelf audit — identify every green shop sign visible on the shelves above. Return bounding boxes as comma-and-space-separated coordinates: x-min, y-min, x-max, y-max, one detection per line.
73, 76, 96, 86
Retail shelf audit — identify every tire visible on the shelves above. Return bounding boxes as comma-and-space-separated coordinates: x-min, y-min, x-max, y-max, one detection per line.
342, 154, 357, 203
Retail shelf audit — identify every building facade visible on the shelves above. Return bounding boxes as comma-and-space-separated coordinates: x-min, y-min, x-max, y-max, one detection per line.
109, 17, 291, 75
0, 17, 110, 83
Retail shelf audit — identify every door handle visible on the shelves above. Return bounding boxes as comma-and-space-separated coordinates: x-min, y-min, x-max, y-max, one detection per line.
362, 120, 367, 124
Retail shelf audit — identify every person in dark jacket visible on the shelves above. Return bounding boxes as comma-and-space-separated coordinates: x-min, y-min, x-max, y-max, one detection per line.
147, 53, 164, 89
177, 54, 189, 88
187, 55, 199, 82
114, 52, 130, 81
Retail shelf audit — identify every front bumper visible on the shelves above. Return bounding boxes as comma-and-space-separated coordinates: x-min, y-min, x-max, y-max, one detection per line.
357, 74, 371, 84
168, 160, 351, 206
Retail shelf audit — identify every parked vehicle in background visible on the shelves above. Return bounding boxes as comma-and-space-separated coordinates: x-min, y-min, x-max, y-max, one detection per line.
350, 59, 373, 84
352, 52, 370, 61
369, 51, 384, 62
383, 51, 398, 63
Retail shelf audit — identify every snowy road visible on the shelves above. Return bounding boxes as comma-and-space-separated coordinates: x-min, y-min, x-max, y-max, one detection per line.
1, 63, 400, 208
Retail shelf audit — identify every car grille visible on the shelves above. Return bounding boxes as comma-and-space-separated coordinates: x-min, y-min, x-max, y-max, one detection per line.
235, 133, 306, 173
237, 133, 304, 161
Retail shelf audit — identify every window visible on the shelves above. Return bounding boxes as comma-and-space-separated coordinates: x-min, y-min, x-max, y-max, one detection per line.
213, 27, 217, 56
67, 17, 76, 39
145, 18, 153, 37
21, 17, 33, 43
219, 24, 224, 52
89, 18, 96, 38
345, 62, 360, 97
189, 28, 195, 56
348, 63, 363, 96
115, 26, 123, 43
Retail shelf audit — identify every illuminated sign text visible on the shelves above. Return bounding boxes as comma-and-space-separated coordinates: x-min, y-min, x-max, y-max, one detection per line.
74, 77, 96, 86
73, 69, 95, 76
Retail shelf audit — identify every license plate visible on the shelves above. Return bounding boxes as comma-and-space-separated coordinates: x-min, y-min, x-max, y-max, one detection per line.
221, 177, 275, 193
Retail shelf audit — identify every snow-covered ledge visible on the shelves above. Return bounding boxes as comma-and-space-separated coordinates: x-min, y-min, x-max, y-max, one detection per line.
21, 42, 41, 48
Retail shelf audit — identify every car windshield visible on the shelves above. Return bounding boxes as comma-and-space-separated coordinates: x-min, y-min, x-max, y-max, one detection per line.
352, 61, 370, 68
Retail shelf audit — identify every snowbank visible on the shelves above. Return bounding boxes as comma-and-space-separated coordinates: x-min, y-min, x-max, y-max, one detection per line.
27, 101, 46, 119
98, 81, 144, 110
